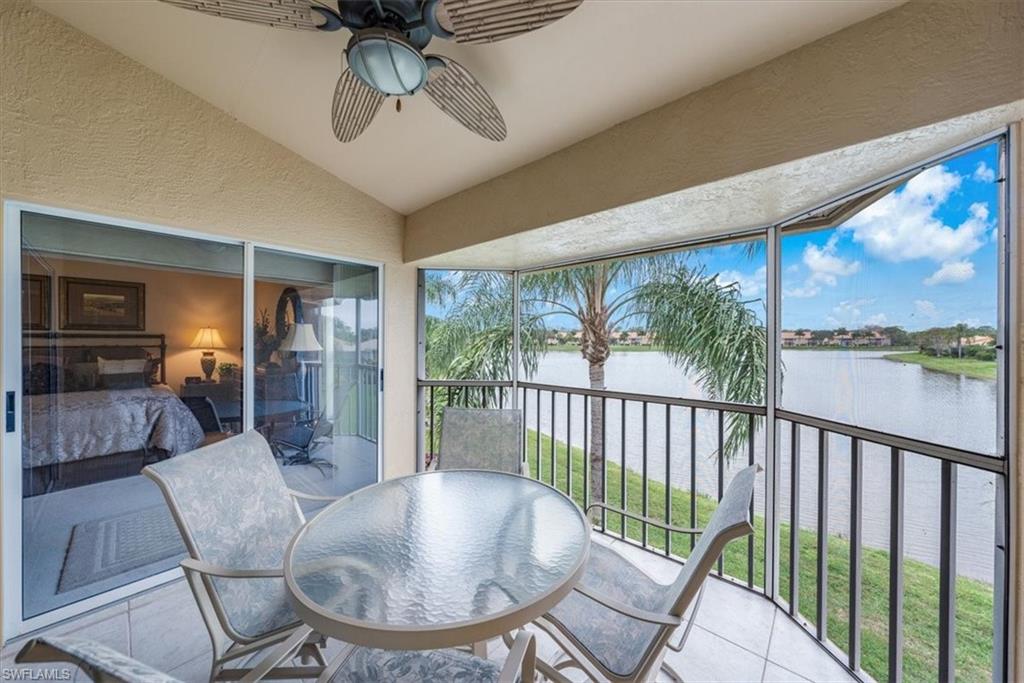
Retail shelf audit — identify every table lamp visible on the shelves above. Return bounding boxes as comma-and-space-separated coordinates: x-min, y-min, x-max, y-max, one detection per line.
191, 326, 227, 381
279, 323, 323, 353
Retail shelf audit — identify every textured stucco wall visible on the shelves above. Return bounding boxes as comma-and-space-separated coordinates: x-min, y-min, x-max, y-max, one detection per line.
0, 0, 416, 638
405, 0, 1024, 263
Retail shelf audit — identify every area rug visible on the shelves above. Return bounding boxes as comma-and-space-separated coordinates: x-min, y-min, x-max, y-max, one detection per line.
58, 504, 186, 593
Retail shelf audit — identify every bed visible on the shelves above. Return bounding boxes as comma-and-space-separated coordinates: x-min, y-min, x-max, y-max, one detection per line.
21, 333, 203, 495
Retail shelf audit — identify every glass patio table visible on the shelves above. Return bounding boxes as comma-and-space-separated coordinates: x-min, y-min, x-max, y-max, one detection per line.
284, 469, 590, 650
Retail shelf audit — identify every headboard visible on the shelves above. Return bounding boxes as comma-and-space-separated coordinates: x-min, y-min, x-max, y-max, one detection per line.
23, 332, 167, 385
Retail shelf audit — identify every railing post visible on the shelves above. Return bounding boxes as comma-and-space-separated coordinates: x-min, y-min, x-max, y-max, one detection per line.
765, 224, 781, 601
789, 421, 800, 615
816, 428, 829, 642
642, 401, 649, 548
938, 460, 957, 682
665, 404, 672, 557
849, 437, 863, 672
888, 447, 904, 683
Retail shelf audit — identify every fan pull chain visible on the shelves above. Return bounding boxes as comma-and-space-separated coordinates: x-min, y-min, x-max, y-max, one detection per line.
396, 98, 402, 113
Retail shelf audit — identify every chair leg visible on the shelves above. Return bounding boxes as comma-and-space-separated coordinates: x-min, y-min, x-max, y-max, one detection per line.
660, 659, 684, 682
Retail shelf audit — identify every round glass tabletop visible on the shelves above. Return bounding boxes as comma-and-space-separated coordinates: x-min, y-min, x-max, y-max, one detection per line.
285, 470, 590, 649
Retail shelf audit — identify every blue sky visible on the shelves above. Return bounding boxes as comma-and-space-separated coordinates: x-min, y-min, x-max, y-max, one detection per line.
429, 142, 1001, 333
778, 142, 999, 331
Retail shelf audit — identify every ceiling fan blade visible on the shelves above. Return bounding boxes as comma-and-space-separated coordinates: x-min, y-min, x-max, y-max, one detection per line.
423, 57, 506, 141
158, 0, 324, 31
331, 69, 386, 143
436, 0, 583, 44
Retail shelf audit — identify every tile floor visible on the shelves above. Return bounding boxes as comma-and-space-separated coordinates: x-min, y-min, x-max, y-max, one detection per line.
1, 533, 855, 682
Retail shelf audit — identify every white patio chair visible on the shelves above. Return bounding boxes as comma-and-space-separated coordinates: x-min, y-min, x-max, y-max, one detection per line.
15, 636, 184, 683
438, 407, 529, 475
143, 431, 339, 681
243, 627, 536, 683
530, 464, 760, 682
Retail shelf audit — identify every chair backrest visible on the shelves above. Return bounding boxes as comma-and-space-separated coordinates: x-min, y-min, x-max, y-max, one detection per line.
182, 396, 223, 433
664, 464, 757, 617
143, 431, 302, 639
310, 413, 333, 442
17, 636, 181, 683
439, 407, 524, 474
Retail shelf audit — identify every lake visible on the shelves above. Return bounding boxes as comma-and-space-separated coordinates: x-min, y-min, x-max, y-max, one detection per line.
525, 350, 1000, 583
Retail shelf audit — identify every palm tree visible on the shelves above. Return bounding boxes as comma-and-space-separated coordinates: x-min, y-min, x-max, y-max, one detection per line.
954, 322, 968, 359
425, 250, 765, 508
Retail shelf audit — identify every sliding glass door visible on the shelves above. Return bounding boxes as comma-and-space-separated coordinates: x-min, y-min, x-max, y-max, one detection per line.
2, 206, 383, 636
253, 248, 380, 499
16, 212, 244, 621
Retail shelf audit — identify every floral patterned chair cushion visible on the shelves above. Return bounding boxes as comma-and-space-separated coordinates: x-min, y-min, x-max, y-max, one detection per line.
545, 542, 673, 678
438, 408, 524, 474
544, 465, 759, 679
143, 430, 303, 640
329, 646, 504, 683
16, 636, 182, 683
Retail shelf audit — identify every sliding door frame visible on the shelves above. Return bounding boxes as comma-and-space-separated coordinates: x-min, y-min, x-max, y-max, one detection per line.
1, 199, 384, 640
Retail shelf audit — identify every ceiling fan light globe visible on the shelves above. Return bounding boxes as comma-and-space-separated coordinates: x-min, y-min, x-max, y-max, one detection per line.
347, 30, 428, 96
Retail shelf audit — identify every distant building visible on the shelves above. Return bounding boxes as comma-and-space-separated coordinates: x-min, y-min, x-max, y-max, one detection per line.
961, 334, 995, 346
781, 330, 813, 347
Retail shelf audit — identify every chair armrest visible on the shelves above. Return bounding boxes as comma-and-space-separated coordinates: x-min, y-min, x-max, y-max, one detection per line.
181, 558, 283, 579
498, 630, 536, 683
17, 637, 174, 682
572, 584, 682, 626
584, 503, 703, 535
288, 488, 342, 503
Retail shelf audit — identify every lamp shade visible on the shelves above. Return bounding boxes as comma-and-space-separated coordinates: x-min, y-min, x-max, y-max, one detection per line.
190, 327, 227, 350
280, 323, 323, 352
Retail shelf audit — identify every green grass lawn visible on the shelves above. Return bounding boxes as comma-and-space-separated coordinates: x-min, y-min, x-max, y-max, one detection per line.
525, 430, 994, 682
883, 352, 996, 381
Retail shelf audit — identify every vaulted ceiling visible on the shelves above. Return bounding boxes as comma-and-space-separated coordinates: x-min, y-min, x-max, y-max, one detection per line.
36, 0, 899, 214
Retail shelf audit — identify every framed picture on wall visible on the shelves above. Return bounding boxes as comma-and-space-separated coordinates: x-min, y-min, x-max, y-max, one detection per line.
22, 274, 51, 330
60, 277, 145, 331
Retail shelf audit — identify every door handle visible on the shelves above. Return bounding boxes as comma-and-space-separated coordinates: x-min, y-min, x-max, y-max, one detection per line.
5, 391, 15, 433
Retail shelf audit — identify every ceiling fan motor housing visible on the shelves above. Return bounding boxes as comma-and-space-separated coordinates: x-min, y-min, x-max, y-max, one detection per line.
347, 28, 430, 96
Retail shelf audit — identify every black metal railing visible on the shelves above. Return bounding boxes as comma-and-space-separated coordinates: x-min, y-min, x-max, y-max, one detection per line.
775, 409, 1006, 682
417, 379, 1008, 682
419, 379, 767, 590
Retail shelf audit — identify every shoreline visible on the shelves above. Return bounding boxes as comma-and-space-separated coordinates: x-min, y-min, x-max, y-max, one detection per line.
882, 351, 996, 381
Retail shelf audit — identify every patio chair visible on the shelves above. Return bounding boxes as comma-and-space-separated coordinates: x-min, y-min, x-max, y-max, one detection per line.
16, 636, 183, 682
243, 627, 536, 683
143, 431, 340, 681
437, 407, 528, 475
529, 464, 760, 683
182, 396, 231, 446
268, 411, 335, 474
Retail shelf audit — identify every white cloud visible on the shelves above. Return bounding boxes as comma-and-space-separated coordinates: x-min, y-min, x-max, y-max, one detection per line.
786, 264, 801, 274
914, 299, 939, 319
803, 234, 861, 287
826, 298, 876, 326
843, 166, 992, 266
864, 313, 888, 326
923, 259, 975, 286
972, 162, 996, 183
783, 284, 820, 299
716, 266, 766, 299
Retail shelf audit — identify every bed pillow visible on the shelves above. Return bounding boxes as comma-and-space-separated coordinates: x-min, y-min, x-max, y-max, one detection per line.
144, 357, 163, 386
68, 362, 100, 392
97, 357, 148, 375
99, 373, 148, 390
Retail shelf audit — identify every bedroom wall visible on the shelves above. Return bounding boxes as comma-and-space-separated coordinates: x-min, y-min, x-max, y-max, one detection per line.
22, 256, 246, 391
0, 0, 415, 640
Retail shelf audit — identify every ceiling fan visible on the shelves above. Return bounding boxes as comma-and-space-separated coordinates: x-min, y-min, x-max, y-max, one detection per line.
159, 0, 584, 142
